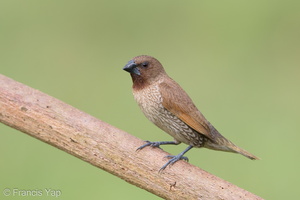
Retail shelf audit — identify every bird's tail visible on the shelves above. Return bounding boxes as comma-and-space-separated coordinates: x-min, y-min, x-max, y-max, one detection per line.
205, 123, 260, 160
205, 137, 259, 160
227, 142, 260, 160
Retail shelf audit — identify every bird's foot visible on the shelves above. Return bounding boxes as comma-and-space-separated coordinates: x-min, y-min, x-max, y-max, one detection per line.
159, 154, 189, 172
136, 141, 162, 150
136, 141, 178, 151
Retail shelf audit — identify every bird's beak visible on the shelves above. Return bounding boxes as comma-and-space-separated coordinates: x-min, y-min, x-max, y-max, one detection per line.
123, 60, 141, 75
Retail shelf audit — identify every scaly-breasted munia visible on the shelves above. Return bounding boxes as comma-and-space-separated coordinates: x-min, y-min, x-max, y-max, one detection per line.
123, 55, 259, 171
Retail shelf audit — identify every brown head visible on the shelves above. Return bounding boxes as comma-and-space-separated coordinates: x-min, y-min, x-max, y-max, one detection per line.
123, 55, 167, 90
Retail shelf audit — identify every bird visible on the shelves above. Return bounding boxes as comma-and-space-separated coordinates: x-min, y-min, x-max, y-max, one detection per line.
123, 55, 259, 171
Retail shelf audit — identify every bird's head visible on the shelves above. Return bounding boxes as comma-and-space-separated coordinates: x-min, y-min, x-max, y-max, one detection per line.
123, 55, 167, 89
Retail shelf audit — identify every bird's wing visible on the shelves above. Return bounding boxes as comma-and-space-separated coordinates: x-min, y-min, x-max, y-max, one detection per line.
159, 79, 214, 140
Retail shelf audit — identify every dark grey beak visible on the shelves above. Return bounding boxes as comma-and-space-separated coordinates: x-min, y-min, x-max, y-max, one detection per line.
123, 60, 141, 75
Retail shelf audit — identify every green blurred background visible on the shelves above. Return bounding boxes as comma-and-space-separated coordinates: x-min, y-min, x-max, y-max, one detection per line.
1, 0, 299, 199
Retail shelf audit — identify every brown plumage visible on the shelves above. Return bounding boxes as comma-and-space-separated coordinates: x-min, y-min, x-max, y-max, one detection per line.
123, 55, 259, 171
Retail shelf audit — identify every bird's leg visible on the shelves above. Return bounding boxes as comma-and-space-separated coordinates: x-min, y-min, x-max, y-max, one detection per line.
136, 141, 179, 151
159, 145, 193, 172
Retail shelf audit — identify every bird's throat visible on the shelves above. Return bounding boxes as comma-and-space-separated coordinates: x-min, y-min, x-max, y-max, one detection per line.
131, 74, 148, 91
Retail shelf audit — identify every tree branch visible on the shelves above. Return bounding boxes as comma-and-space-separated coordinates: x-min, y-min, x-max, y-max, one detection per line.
0, 74, 263, 200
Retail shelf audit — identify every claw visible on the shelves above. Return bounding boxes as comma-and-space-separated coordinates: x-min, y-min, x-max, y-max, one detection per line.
136, 141, 162, 151
159, 154, 189, 172
165, 155, 189, 162
136, 142, 193, 172
159, 145, 193, 172
136, 140, 179, 151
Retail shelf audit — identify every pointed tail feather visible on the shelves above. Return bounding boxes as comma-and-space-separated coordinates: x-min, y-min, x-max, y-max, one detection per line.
229, 144, 260, 160
206, 123, 259, 160
204, 135, 260, 160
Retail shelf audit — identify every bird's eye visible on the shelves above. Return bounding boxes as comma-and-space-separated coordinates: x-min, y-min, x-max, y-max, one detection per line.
141, 62, 149, 68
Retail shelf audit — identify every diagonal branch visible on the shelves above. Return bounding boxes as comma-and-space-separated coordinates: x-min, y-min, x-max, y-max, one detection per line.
0, 74, 263, 200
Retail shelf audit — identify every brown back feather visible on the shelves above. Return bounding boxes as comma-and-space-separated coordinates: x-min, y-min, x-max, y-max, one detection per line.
159, 78, 214, 140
